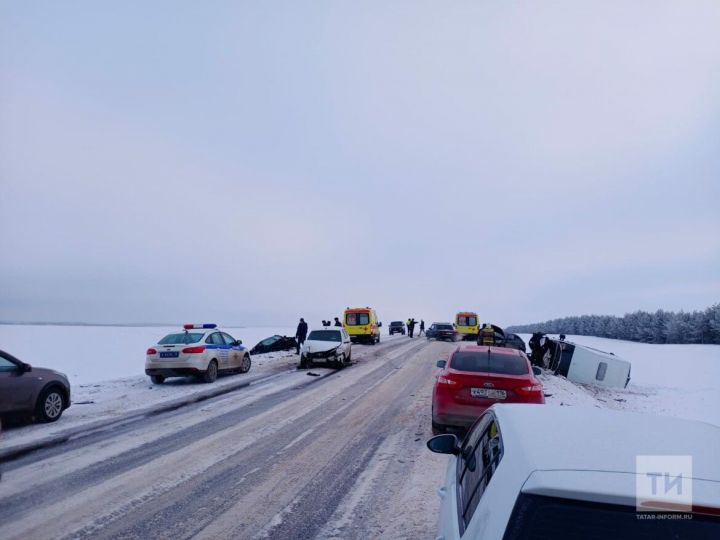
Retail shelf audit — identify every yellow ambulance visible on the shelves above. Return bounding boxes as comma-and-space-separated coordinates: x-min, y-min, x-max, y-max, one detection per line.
454, 312, 479, 341
343, 307, 381, 344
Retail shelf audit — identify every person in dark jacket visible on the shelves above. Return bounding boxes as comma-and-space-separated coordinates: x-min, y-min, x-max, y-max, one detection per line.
296, 318, 308, 354
418, 320, 425, 337
408, 318, 416, 338
334, 317, 342, 327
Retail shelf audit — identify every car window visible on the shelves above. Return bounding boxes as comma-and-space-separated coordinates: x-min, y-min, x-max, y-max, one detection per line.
307, 330, 341, 342
457, 416, 503, 534
0, 355, 19, 372
503, 493, 720, 539
159, 332, 205, 345
221, 333, 237, 345
451, 352, 529, 375
260, 336, 278, 346
346, 313, 370, 325
437, 325, 454, 330
206, 333, 224, 345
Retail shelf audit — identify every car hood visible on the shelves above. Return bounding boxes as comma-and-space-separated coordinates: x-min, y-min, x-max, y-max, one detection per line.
303, 340, 340, 354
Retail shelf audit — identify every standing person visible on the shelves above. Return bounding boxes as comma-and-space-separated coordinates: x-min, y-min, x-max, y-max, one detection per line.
408, 318, 416, 338
295, 318, 308, 354
418, 320, 425, 337
334, 317, 342, 327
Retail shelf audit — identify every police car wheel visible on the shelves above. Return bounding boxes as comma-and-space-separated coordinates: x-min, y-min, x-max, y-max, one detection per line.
202, 360, 218, 383
239, 355, 251, 373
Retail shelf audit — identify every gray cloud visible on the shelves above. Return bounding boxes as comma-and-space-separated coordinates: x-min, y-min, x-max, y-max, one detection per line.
1, 1, 718, 327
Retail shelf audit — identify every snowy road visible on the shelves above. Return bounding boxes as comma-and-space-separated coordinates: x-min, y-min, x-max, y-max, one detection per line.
0, 336, 450, 540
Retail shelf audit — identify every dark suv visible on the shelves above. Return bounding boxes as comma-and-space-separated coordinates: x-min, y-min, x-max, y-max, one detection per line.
389, 321, 406, 335
426, 323, 459, 341
0, 349, 71, 422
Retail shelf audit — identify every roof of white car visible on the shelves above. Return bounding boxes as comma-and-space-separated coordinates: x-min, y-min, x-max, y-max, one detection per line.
492, 404, 720, 481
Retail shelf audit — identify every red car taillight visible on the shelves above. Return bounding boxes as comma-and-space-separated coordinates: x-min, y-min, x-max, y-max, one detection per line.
146, 348, 157, 355
182, 346, 206, 354
515, 384, 543, 396
437, 375, 458, 386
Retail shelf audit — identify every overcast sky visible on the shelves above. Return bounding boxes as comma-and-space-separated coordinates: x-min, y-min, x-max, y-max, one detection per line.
1, 1, 718, 328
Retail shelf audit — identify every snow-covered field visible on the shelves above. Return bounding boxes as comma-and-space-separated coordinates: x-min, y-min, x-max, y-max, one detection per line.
0, 324, 295, 384
520, 334, 720, 427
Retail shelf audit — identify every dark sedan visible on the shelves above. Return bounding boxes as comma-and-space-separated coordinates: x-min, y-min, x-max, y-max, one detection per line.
250, 335, 297, 355
426, 323, 459, 341
0, 349, 71, 422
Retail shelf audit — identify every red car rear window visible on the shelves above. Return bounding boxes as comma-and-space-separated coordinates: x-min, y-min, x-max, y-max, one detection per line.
450, 351, 528, 375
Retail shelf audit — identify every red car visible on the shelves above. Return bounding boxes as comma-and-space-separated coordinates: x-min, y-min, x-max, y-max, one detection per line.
432, 345, 544, 434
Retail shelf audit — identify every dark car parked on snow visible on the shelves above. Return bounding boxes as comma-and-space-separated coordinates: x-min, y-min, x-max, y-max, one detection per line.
388, 321, 406, 335
0, 349, 71, 423
250, 335, 297, 355
502, 333, 527, 353
426, 323, 459, 341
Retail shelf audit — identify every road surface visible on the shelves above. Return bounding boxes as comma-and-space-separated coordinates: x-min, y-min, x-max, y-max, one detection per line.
0, 336, 452, 539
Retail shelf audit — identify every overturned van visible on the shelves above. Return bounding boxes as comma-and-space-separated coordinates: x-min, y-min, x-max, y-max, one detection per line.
542, 339, 631, 389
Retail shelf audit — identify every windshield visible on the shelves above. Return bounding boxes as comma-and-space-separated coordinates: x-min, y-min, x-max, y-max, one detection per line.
437, 324, 454, 331
308, 330, 342, 342
504, 494, 719, 539
158, 332, 205, 345
390, 321, 403, 326
450, 351, 528, 375
346, 312, 370, 325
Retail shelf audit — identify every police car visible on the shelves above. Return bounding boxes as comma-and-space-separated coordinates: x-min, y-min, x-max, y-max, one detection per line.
145, 324, 251, 384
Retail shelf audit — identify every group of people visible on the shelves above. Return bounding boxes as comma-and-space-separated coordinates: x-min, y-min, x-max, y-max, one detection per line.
321, 317, 342, 328
405, 318, 424, 338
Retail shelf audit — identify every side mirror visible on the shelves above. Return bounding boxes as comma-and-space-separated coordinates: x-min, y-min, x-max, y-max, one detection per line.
22, 363, 32, 373
235, 340, 243, 346
532, 366, 541, 376
427, 434, 460, 455
436, 360, 446, 368
378, 322, 382, 327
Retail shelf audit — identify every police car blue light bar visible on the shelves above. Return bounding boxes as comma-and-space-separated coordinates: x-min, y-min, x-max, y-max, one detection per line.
183, 323, 217, 330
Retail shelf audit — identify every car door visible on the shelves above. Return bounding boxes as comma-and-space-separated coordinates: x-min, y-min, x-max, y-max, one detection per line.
458, 413, 504, 537
0, 352, 35, 413
222, 332, 241, 369
206, 332, 230, 368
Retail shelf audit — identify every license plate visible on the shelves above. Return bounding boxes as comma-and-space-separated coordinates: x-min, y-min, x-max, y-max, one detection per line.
471, 388, 507, 399
160, 351, 179, 358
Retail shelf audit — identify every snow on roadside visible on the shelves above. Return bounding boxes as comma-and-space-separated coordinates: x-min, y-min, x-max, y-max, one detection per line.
0, 324, 296, 384
0, 349, 299, 448
520, 334, 720, 427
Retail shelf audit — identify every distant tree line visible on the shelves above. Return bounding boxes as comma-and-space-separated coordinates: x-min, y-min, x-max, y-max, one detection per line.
506, 303, 720, 345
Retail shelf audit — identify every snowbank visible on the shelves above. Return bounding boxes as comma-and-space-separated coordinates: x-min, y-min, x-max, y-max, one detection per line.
521, 334, 720, 427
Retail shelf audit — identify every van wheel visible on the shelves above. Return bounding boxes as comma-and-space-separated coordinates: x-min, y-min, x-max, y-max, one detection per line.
151, 375, 165, 384
239, 355, 251, 373
37, 387, 65, 423
202, 360, 218, 383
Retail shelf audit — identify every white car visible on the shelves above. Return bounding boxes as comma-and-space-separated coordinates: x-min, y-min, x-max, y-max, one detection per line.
145, 324, 251, 384
428, 404, 720, 539
300, 328, 352, 369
